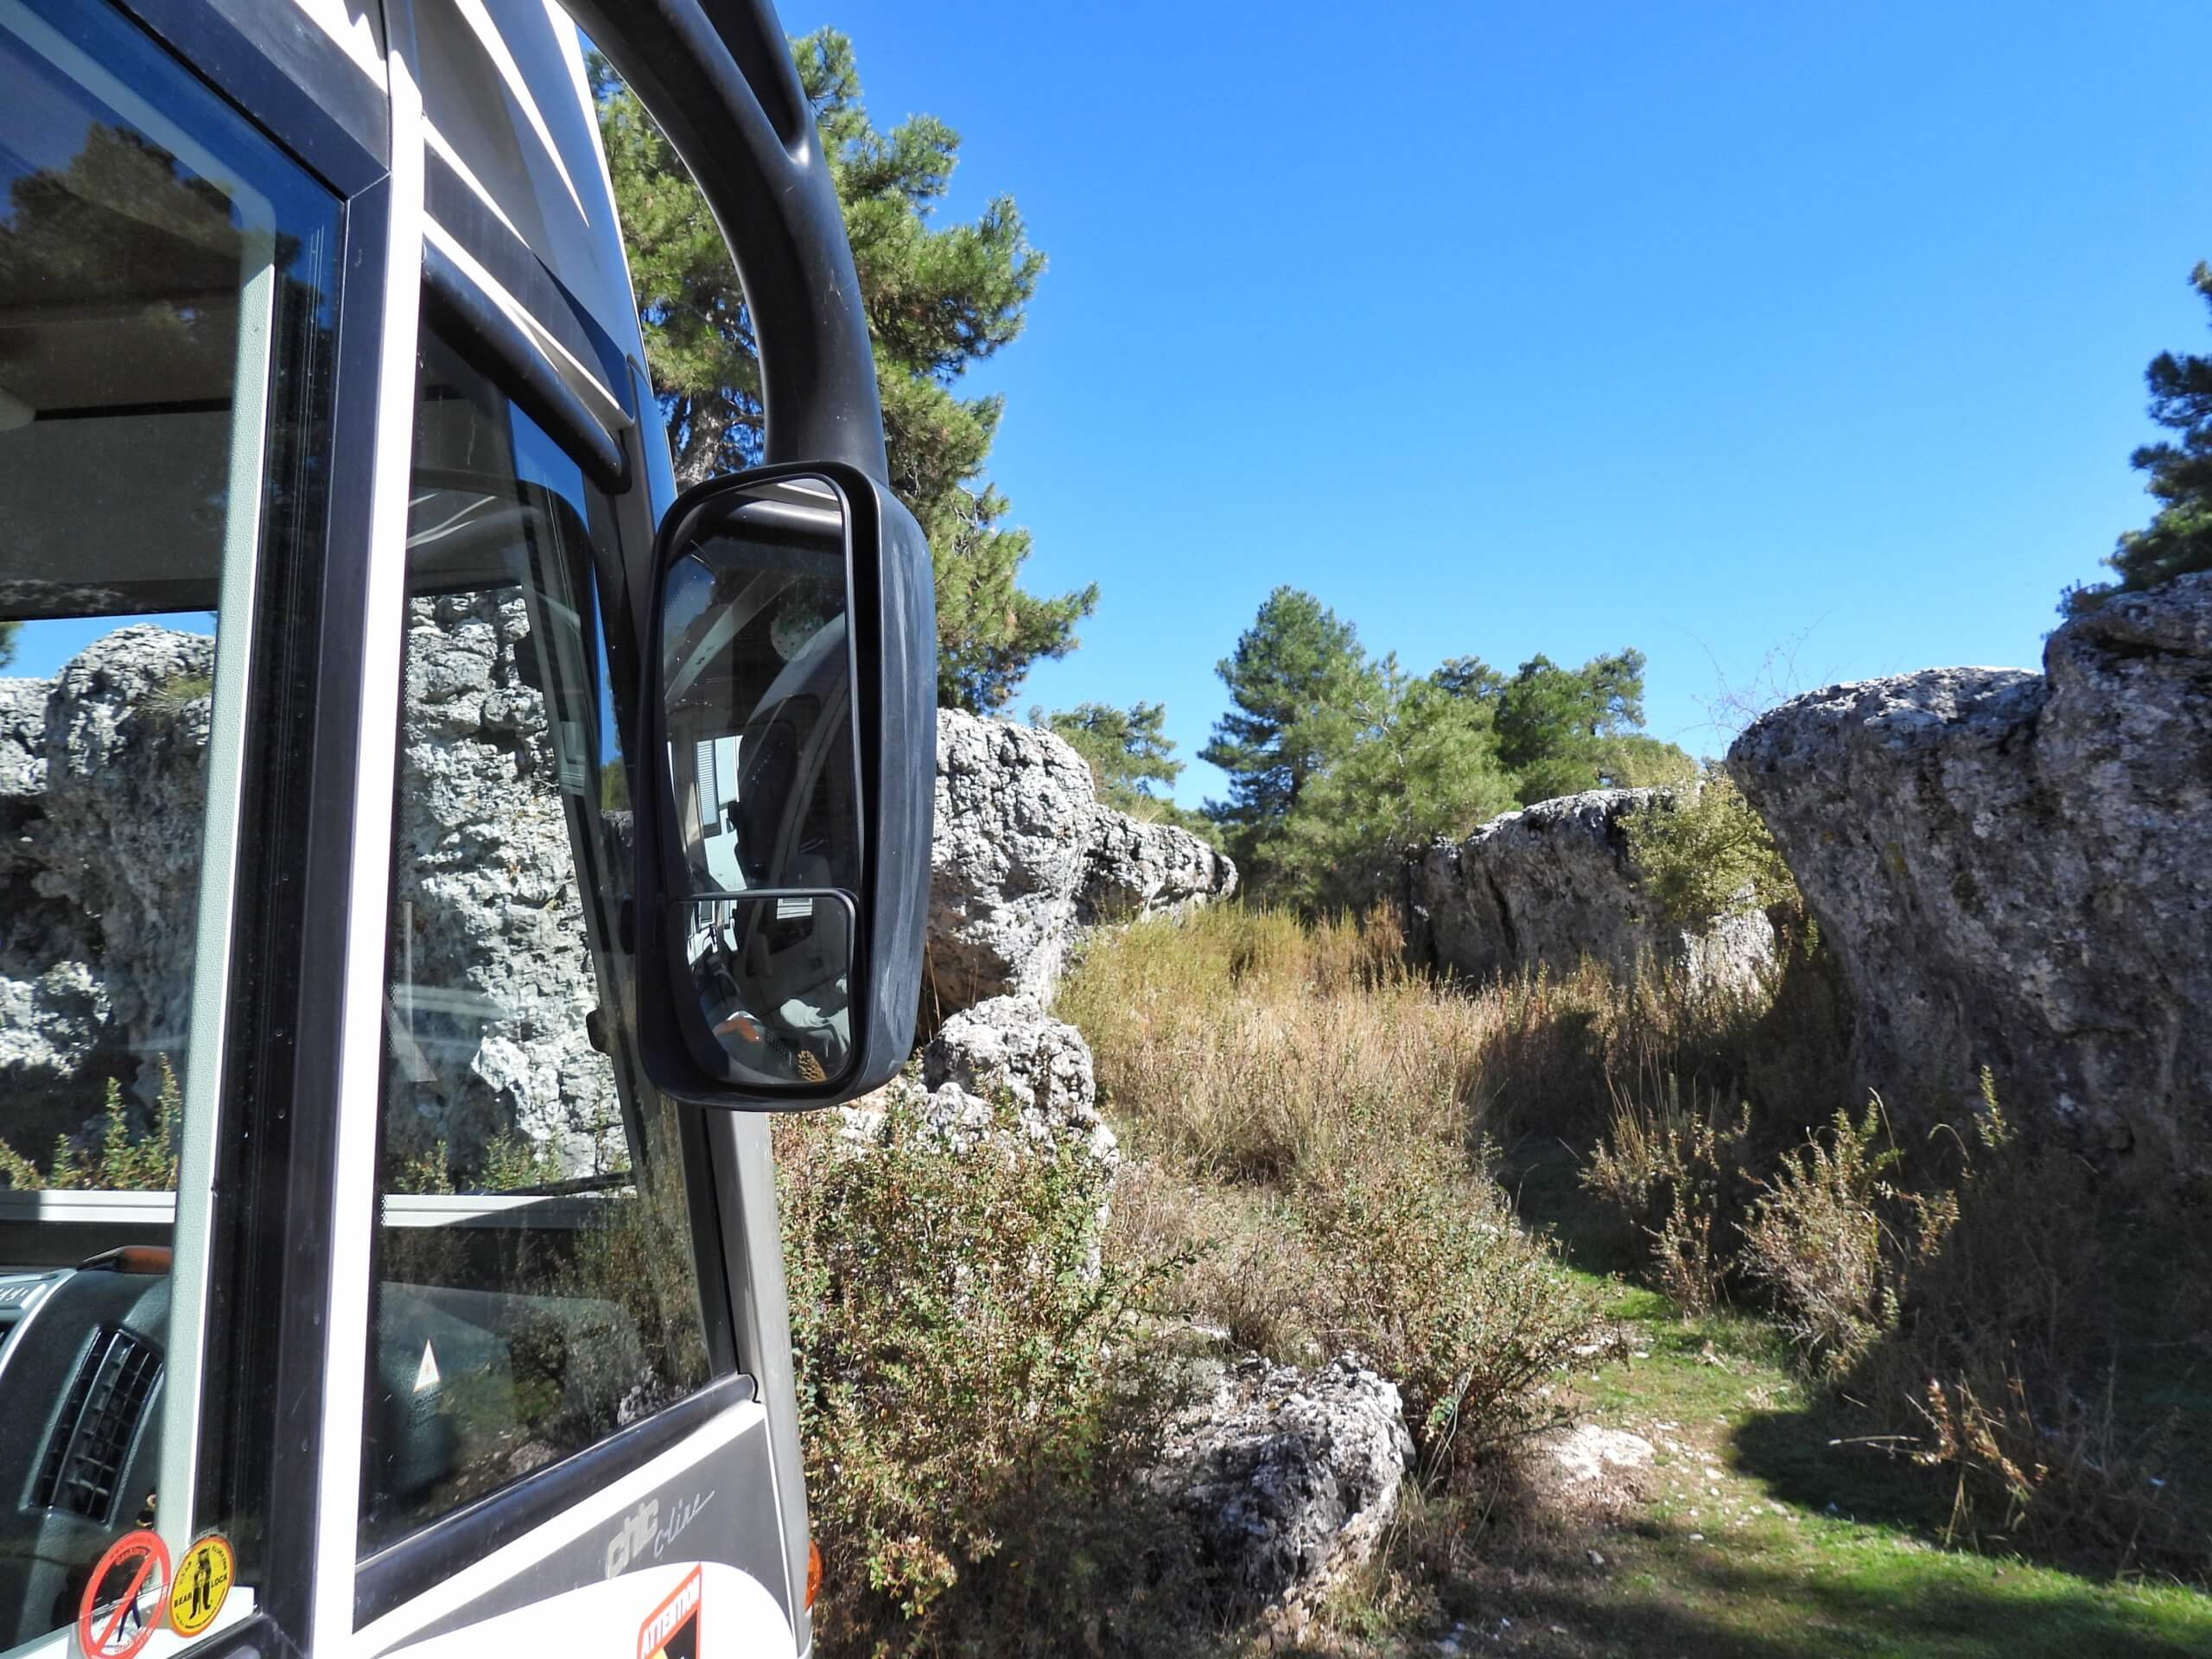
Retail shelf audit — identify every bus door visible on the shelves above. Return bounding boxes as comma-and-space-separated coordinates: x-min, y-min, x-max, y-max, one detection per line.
0, 2, 927, 1654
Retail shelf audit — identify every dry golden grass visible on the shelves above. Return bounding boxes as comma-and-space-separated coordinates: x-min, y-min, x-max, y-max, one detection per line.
1061, 903, 1802, 1184
1062, 905, 1488, 1183
1070, 905, 2209, 1579
1064, 906, 1610, 1471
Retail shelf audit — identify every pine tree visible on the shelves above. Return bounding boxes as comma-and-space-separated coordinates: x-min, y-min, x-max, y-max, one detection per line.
1276, 671, 1516, 911
593, 33, 1094, 710
2064, 262, 2212, 616
1035, 701, 1180, 810
1035, 701, 1216, 838
1201, 587, 1379, 876
1492, 649, 1686, 804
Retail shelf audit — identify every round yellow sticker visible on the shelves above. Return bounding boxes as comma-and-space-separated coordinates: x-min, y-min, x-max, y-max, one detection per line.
167, 1535, 233, 1637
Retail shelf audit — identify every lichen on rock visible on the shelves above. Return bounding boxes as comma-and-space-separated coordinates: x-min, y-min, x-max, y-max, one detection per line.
1151, 1353, 1414, 1611
1727, 571, 2212, 1191
841, 993, 1118, 1175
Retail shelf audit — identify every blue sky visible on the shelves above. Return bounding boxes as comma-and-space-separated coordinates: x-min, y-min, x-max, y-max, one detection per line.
791, 0, 2212, 805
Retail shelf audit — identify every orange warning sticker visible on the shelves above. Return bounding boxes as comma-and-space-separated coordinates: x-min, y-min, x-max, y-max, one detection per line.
637, 1565, 702, 1659
168, 1533, 235, 1637
76, 1529, 169, 1659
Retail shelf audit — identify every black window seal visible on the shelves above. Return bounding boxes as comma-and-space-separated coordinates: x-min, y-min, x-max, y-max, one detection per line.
245, 172, 396, 1650
351, 323, 740, 1610
352, 1370, 757, 1627
107, 0, 387, 195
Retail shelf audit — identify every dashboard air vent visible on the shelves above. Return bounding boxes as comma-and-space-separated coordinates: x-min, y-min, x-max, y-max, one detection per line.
35, 1329, 162, 1519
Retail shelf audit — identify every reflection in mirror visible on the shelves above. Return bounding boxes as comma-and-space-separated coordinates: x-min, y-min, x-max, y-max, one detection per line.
660, 474, 862, 1084
681, 893, 855, 1087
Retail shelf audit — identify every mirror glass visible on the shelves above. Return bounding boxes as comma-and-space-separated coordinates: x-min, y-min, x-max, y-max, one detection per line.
679, 893, 855, 1084
660, 474, 861, 1087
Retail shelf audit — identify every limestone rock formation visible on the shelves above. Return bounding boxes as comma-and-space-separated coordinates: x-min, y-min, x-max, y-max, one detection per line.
928, 709, 1236, 1012
1727, 571, 2212, 1190
2, 628, 211, 1136
842, 994, 1118, 1173
923, 995, 1108, 1143
383, 591, 621, 1174
1153, 1354, 1413, 1610
1079, 804, 1237, 925
1408, 786, 1775, 993
928, 712, 1096, 1009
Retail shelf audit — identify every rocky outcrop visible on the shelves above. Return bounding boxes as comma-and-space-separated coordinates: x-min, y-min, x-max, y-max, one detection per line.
382, 592, 621, 1174
1079, 805, 1237, 925
1727, 572, 2212, 1190
1408, 786, 1775, 994
842, 994, 1118, 1173
2, 629, 212, 1136
929, 714, 1097, 1009
923, 995, 1107, 1145
1153, 1354, 1413, 1610
928, 709, 1236, 1012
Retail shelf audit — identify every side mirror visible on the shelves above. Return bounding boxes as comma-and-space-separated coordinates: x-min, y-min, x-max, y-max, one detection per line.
636, 462, 935, 1107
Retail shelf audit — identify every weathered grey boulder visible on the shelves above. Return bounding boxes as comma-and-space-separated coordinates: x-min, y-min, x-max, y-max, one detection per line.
1078, 804, 1236, 924
1153, 1354, 1413, 1609
928, 709, 1236, 1012
929, 711, 1096, 1009
843, 995, 1118, 1173
924, 995, 1103, 1129
384, 591, 620, 1174
1408, 786, 1775, 993
0, 630, 210, 1130
1727, 572, 2212, 1190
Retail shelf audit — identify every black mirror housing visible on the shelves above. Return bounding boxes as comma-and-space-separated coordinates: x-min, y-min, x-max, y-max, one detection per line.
634, 461, 934, 1109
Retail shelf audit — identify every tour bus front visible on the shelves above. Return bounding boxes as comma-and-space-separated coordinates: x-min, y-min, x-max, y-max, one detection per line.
0, 1, 931, 1655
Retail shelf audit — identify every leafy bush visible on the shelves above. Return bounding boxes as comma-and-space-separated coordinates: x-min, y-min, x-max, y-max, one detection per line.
777, 1094, 1204, 1654
1298, 1122, 1599, 1476
0, 1061, 181, 1192
1624, 766, 1798, 925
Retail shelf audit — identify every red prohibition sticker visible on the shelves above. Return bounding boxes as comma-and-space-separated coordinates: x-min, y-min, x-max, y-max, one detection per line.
77, 1529, 171, 1659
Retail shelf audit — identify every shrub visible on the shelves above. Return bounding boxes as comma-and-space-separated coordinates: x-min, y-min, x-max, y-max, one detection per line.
1623, 765, 1798, 925
1581, 1072, 1751, 1312
776, 1093, 1204, 1654
1711, 1073, 2205, 1574
1737, 1098, 1913, 1379
1064, 909, 1601, 1485
1297, 1122, 1599, 1477
1102, 1164, 1331, 1363
0, 1062, 182, 1192
1856, 1079, 2205, 1573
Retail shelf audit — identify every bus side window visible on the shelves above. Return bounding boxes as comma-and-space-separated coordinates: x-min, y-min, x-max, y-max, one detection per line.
0, 1, 340, 1646
357, 327, 713, 1553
